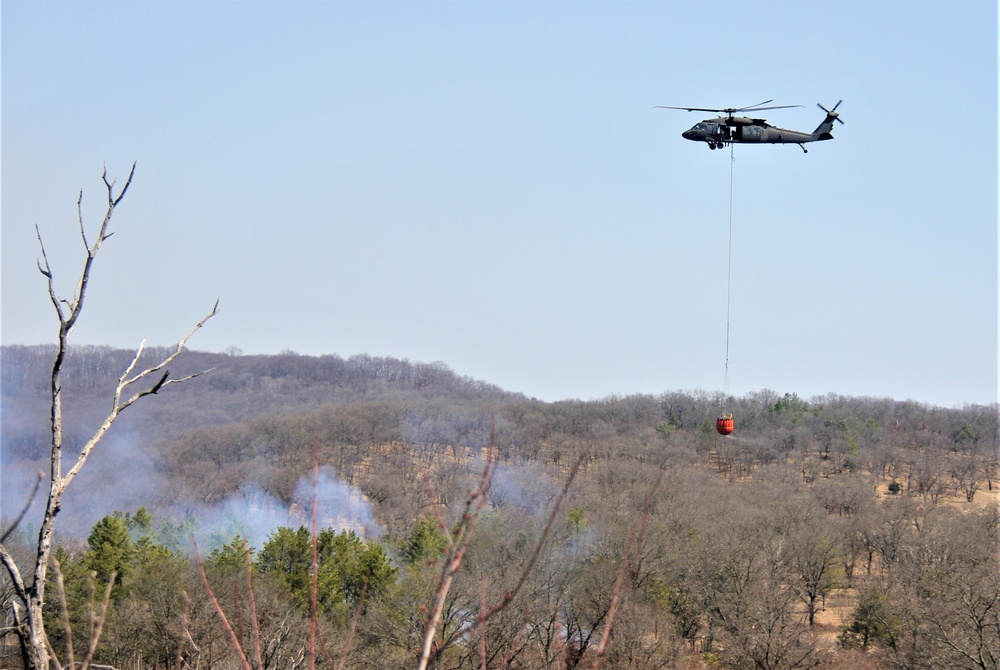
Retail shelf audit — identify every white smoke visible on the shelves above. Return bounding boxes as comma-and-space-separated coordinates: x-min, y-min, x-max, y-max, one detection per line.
150, 465, 383, 554
1, 434, 381, 555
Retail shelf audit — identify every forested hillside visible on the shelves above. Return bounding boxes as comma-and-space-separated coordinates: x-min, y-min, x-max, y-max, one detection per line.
2, 345, 998, 669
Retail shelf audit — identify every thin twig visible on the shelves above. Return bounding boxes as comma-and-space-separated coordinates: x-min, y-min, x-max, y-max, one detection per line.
245, 544, 264, 670
193, 539, 252, 670
80, 572, 116, 670
589, 465, 667, 668
310, 437, 320, 670
335, 578, 368, 670
179, 591, 201, 669
233, 581, 245, 658
44, 633, 65, 670
479, 573, 488, 670
499, 606, 532, 668
479, 454, 584, 621
435, 452, 585, 661
50, 556, 75, 667
0, 470, 43, 542
420, 427, 585, 668
416, 420, 497, 670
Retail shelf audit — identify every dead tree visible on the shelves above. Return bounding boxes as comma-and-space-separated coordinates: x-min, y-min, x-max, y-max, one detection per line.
0, 164, 217, 670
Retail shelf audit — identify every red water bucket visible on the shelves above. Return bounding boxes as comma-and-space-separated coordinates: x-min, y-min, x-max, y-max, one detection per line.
716, 415, 734, 436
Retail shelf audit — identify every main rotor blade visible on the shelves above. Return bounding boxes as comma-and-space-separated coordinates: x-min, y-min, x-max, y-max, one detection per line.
655, 105, 730, 112
737, 99, 774, 111
656, 100, 777, 113
656, 100, 802, 114
740, 104, 802, 112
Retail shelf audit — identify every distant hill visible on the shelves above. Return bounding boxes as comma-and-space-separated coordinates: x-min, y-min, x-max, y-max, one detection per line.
1, 344, 521, 462
3, 343, 996, 543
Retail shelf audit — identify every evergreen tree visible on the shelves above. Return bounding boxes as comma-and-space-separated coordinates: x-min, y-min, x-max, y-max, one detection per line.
258, 526, 396, 615
402, 515, 448, 566
84, 513, 135, 597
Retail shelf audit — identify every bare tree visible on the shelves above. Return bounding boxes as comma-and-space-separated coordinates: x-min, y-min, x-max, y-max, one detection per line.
950, 448, 986, 503
788, 517, 842, 627
0, 164, 217, 670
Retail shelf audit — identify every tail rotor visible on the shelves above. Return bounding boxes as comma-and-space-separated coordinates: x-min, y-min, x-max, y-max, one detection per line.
817, 100, 845, 124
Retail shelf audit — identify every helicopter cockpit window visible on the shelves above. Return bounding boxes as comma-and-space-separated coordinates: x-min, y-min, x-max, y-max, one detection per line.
694, 123, 707, 132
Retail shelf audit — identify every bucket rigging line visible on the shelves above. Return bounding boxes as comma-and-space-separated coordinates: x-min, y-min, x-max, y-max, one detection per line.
717, 144, 736, 437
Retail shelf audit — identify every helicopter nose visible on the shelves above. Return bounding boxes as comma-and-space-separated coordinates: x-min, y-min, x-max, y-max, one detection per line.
682, 130, 694, 140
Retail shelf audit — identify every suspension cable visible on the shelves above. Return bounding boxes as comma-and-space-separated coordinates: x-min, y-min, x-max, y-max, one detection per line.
724, 143, 735, 394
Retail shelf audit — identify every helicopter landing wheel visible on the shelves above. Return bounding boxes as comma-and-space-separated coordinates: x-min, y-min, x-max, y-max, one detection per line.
709, 142, 717, 150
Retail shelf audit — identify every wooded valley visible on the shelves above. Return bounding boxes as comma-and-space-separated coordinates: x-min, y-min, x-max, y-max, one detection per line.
2, 344, 998, 669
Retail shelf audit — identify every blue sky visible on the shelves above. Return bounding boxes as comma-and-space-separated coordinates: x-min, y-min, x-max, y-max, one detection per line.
2, 0, 996, 408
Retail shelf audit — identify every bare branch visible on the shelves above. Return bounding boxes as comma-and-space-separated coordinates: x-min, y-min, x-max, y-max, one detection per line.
117, 301, 220, 407
35, 230, 53, 278
149, 370, 170, 395
589, 465, 667, 668
421, 472, 456, 551
61, 161, 138, 337
44, 633, 65, 670
0, 470, 43, 543
80, 571, 116, 670
416, 423, 497, 670
310, 437, 320, 669
336, 578, 368, 670
50, 557, 75, 667
103, 161, 136, 209
157, 367, 214, 389
435, 452, 585, 660
0, 543, 28, 606
78, 189, 88, 251
116, 339, 147, 392
180, 591, 202, 661
479, 574, 488, 670
480, 454, 584, 621
245, 544, 264, 670
61, 303, 219, 488
35, 225, 63, 321
417, 420, 582, 669
194, 539, 253, 670
318, 637, 338, 670
499, 607, 532, 669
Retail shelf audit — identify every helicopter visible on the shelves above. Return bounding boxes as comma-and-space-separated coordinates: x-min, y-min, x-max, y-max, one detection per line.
657, 100, 844, 153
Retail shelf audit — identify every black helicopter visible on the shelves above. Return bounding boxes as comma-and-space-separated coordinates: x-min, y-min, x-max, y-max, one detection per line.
657, 100, 844, 153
